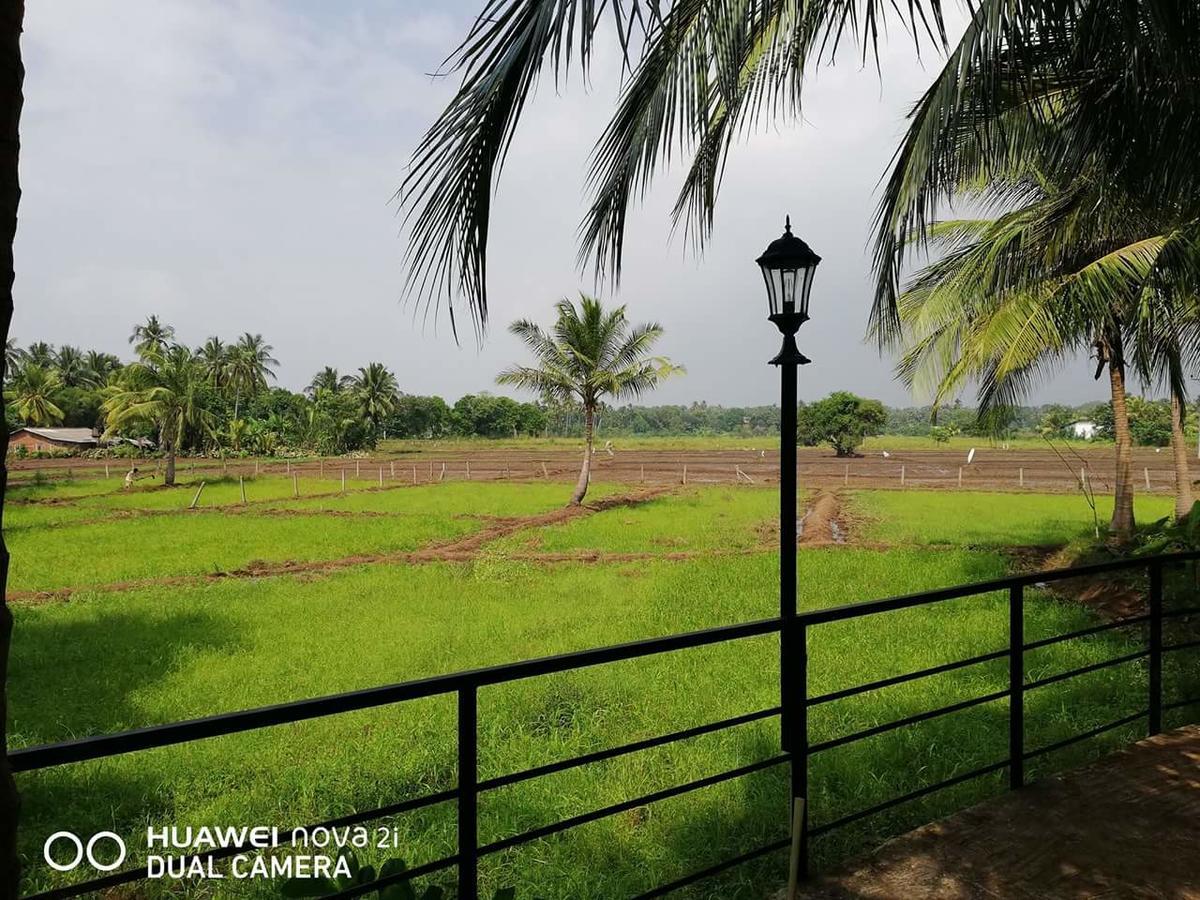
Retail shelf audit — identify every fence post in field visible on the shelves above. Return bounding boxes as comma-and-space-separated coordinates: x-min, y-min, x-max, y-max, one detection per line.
378, 467, 383, 487
341, 469, 346, 493
319, 459, 324, 478
1145, 467, 1151, 491
682, 464, 688, 485
292, 473, 298, 497
1019, 467, 1024, 487
466, 460, 471, 480
286, 460, 290, 475
390, 461, 395, 479
189, 481, 206, 509
1009, 584, 1024, 789
1080, 467, 1088, 491
844, 464, 849, 486
356, 460, 360, 478
239, 476, 247, 505
1149, 562, 1164, 734
254, 460, 259, 475
412, 466, 417, 484
900, 465, 905, 486
440, 462, 446, 482
105, 462, 110, 478
640, 464, 645, 483
542, 461, 549, 478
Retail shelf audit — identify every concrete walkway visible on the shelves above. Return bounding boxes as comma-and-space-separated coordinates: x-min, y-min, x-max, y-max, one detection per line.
788, 725, 1200, 900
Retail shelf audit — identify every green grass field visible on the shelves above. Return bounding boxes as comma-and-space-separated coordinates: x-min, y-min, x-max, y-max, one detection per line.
6, 477, 1198, 898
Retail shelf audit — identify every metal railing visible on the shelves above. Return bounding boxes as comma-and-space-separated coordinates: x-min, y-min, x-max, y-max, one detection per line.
11, 552, 1200, 899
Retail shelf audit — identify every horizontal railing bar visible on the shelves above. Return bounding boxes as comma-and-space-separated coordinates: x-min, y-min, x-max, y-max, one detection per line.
809, 690, 1009, 755
808, 650, 1007, 706
1024, 650, 1148, 692
478, 756, 789, 857
630, 838, 791, 899
809, 759, 1009, 838
328, 855, 458, 899
11, 617, 781, 772
1023, 615, 1150, 651
1022, 709, 1148, 761
1164, 696, 1200, 712
1163, 638, 1200, 654
797, 551, 1200, 626
479, 707, 780, 793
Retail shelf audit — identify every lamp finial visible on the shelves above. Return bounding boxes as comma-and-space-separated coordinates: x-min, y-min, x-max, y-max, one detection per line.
785, 215, 791, 233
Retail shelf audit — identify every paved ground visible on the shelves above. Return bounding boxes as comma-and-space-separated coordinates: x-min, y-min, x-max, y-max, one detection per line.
787, 725, 1200, 900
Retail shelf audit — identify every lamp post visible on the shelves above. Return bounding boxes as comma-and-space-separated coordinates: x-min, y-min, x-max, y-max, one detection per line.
756, 216, 820, 882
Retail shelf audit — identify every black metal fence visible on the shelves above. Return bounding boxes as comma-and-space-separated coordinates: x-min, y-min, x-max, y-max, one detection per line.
11, 552, 1200, 899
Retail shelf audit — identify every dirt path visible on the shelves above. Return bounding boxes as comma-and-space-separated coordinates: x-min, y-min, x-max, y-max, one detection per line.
798, 491, 848, 546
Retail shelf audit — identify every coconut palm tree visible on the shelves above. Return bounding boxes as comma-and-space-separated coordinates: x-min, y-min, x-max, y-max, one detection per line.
24, 340, 53, 369
498, 294, 681, 505
197, 337, 229, 388
3, 338, 24, 380
4, 364, 64, 427
53, 344, 94, 388
83, 350, 121, 384
306, 366, 353, 400
102, 344, 213, 485
226, 333, 278, 420
129, 315, 175, 360
351, 363, 399, 438
400, 1, 1200, 331
887, 169, 1200, 539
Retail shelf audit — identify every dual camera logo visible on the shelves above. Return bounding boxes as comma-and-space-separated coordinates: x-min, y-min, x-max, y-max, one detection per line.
43, 831, 127, 872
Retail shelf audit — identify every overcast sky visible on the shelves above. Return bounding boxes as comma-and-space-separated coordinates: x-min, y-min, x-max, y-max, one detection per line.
17, 1, 1121, 407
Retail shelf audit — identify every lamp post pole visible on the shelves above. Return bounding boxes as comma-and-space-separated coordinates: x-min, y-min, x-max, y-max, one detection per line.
755, 217, 820, 887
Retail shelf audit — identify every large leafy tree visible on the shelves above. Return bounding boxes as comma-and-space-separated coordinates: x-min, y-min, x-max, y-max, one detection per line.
797, 391, 886, 456
198, 336, 229, 388
24, 339, 52, 368
83, 349, 121, 384
498, 294, 680, 504
4, 363, 64, 427
102, 344, 213, 485
53, 344, 93, 388
351, 362, 399, 439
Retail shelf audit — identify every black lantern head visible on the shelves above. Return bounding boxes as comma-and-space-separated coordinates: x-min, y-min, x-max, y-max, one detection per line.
756, 216, 821, 326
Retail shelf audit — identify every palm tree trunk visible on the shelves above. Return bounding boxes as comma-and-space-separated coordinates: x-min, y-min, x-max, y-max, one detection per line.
0, 4, 23, 895
1170, 392, 1193, 520
164, 440, 176, 486
569, 403, 594, 506
1108, 358, 1136, 541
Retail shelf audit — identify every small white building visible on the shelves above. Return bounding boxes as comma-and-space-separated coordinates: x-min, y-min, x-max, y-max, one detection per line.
1069, 420, 1098, 440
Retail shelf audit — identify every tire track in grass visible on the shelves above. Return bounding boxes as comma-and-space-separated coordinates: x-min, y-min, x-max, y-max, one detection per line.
7, 487, 677, 603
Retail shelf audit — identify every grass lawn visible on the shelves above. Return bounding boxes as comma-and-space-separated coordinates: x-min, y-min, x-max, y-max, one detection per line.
5, 481, 1198, 898
490, 486, 782, 555
851, 490, 1176, 547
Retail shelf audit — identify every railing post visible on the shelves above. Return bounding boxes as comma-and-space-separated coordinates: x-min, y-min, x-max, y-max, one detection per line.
458, 685, 479, 900
1149, 562, 1163, 736
786, 617, 809, 893
1009, 584, 1024, 789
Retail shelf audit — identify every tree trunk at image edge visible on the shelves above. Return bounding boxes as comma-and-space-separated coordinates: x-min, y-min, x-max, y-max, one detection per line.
1108, 356, 1136, 541
0, 3, 24, 896
570, 404, 594, 506
1170, 392, 1194, 521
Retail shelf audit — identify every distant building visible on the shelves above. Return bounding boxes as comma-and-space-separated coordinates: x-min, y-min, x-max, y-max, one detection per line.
7, 427, 155, 454
8, 427, 100, 452
1069, 420, 1098, 440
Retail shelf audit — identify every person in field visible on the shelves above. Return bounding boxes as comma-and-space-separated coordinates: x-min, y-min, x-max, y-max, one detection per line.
123, 466, 141, 490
